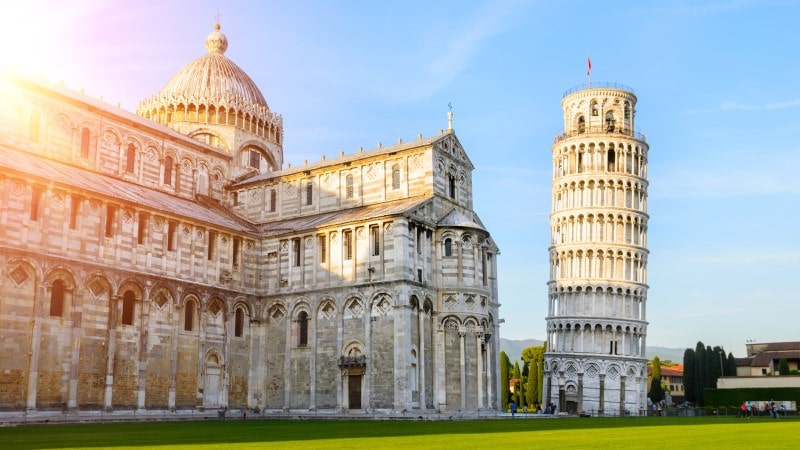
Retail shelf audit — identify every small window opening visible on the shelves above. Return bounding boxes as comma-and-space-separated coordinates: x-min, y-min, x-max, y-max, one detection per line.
298, 311, 308, 347
121, 290, 135, 326
49, 279, 65, 317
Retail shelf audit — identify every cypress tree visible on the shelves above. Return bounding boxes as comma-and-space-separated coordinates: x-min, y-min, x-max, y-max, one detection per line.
649, 356, 664, 403
521, 345, 544, 408
512, 361, 522, 407
695, 342, 706, 405
500, 351, 510, 410
683, 348, 696, 403
726, 353, 737, 376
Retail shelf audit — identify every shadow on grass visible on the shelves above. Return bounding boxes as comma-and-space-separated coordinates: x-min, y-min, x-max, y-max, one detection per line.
1, 416, 795, 449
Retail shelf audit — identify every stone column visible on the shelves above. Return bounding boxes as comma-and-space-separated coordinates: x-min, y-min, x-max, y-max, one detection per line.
67, 285, 81, 409
485, 333, 494, 410
136, 285, 152, 409
543, 370, 551, 409
309, 309, 317, 410
283, 310, 292, 410
476, 331, 484, 409
336, 307, 344, 411
168, 297, 181, 410
577, 372, 584, 414
364, 303, 372, 411
619, 375, 626, 415
598, 374, 606, 415
459, 328, 466, 410
103, 294, 120, 410
417, 307, 426, 409
26, 281, 46, 410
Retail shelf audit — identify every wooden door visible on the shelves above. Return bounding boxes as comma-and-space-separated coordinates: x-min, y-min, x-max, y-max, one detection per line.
348, 375, 362, 409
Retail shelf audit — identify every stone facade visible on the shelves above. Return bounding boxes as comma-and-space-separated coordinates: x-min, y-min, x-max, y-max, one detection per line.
543, 83, 649, 415
0, 25, 499, 413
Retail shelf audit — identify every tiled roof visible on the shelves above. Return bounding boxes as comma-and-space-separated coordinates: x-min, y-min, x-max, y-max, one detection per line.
232, 135, 444, 186
257, 196, 432, 237
0, 146, 255, 233
763, 342, 800, 351
751, 350, 800, 367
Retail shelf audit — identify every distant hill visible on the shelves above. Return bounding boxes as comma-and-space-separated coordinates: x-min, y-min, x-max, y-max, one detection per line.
500, 338, 544, 363
500, 338, 687, 365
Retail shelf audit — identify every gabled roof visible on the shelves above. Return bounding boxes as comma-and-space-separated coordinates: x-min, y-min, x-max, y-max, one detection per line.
257, 196, 432, 238
232, 133, 448, 187
0, 146, 255, 233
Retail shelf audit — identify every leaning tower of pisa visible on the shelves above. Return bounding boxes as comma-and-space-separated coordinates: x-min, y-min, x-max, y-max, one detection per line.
543, 83, 649, 416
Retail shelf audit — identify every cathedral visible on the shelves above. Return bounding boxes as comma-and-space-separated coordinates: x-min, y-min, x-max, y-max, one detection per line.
0, 24, 500, 413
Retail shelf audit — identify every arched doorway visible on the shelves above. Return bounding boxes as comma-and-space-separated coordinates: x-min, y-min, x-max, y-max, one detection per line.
203, 353, 223, 408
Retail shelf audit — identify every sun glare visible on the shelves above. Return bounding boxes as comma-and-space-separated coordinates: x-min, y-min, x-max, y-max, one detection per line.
4, 1, 57, 73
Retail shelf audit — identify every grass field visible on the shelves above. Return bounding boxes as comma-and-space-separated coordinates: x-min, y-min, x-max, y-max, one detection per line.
0, 416, 797, 449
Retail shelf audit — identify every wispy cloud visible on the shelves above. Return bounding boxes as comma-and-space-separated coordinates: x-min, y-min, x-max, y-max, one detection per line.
688, 98, 800, 114
653, 161, 800, 198
383, 0, 527, 101
690, 252, 800, 265
634, 0, 767, 17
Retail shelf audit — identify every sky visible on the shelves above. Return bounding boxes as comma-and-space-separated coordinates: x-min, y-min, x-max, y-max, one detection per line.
5, 0, 799, 357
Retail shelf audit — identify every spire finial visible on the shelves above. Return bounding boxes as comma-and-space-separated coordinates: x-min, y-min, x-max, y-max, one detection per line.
206, 16, 228, 54
447, 103, 454, 133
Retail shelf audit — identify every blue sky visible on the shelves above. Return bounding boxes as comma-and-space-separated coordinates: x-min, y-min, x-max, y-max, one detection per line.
6, 0, 799, 357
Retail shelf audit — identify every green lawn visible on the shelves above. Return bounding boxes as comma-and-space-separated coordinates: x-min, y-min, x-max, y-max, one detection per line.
0, 416, 797, 449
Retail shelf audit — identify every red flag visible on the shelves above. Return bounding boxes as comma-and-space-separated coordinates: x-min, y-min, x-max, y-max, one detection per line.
587, 56, 592, 76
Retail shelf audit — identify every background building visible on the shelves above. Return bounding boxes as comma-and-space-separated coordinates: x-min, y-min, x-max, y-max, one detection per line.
735, 341, 800, 376
0, 24, 499, 413
543, 83, 649, 415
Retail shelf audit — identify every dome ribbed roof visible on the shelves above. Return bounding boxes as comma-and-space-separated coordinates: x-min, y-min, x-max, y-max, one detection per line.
155, 23, 268, 111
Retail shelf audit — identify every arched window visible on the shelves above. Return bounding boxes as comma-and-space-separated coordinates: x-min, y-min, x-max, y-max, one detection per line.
444, 238, 453, 257
391, 164, 401, 190
184, 300, 196, 331
306, 180, 313, 205
448, 175, 456, 199
346, 174, 354, 198
235, 308, 245, 337
249, 149, 260, 169
50, 279, 65, 317
121, 290, 136, 326
164, 156, 173, 185
607, 149, 616, 172
578, 116, 586, 133
80, 128, 90, 158
270, 188, 277, 212
591, 100, 599, 116
605, 112, 615, 131
298, 311, 308, 347
125, 144, 136, 173
624, 102, 631, 119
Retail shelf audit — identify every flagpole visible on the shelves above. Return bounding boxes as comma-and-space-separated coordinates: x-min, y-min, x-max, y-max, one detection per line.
587, 54, 592, 87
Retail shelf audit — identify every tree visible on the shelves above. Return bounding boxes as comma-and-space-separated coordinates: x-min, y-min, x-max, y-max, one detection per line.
779, 358, 790, 375
521, 345, 545, 408
726, 353, 737, 377
649, 356, 664, 403
683, 348, 696, 403
695, 342, 706, 405
499, 351, 510, 410
512, 361, 522, 407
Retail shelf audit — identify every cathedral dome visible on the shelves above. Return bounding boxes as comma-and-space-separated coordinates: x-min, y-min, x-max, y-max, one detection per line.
157, 23, 268, 111
137, 23, 283, 148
